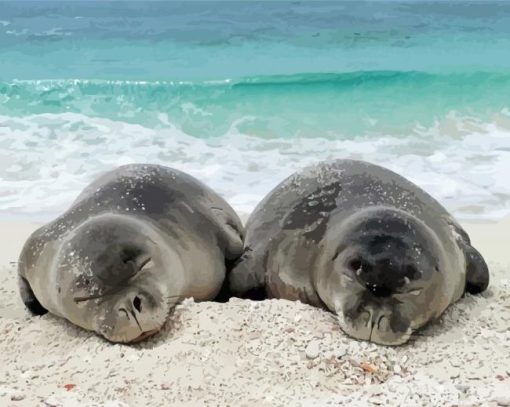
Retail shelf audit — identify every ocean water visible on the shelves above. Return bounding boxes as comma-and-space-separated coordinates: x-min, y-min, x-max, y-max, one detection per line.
1, 1, 510, 221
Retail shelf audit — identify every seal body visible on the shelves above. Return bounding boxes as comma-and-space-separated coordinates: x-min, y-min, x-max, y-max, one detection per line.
18, 164, 243, 343
229, 159, 489, 345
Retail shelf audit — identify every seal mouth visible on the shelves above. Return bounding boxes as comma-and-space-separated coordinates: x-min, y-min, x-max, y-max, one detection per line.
334, 299, 414, 346
128, 328, 160, 343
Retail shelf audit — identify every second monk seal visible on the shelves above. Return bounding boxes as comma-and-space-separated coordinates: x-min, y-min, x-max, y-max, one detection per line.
228, 159, 489, 345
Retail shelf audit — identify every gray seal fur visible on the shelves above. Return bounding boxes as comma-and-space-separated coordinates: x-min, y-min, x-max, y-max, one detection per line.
18, 164, 244, 343
228, 159, 489, 345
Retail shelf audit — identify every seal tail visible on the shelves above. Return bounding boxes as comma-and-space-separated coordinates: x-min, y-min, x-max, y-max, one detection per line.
448, 220, 489, 295
18, 275, 48, 316
463, 244, 489, 294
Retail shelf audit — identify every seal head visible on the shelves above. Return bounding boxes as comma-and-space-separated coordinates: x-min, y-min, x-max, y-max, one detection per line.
53, 214, 184, 343
317, 207, 454, 345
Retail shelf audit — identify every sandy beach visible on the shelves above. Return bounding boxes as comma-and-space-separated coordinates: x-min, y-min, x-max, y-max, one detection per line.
0, 218, 509, 407
2, 2, 510, 406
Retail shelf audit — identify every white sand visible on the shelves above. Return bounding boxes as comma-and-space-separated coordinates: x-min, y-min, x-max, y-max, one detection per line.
0, 219, 509, 407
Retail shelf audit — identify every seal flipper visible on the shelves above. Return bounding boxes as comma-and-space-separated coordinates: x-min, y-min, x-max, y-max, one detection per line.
210, 207, 244, 260
463, 244, 489, 294
18, 275, 48, 315
227, 247, 268, 300
449, 220, 489, 294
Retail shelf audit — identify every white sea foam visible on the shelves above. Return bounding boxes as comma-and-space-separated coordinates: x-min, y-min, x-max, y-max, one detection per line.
1, 112, 510, 221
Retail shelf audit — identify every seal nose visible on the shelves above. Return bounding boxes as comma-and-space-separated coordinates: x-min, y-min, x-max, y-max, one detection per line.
117, 294, 144, 321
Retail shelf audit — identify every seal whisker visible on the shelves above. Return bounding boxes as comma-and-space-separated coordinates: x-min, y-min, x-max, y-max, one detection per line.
163, 294, 186, 309
139, 257, 153, 270
73, 290, 120, 303
165, 294, 185, 300
165, 301, 181, 314
164, 294, 185, 315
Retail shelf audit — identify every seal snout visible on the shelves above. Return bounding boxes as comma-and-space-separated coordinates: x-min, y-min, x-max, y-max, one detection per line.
360, 305, 411, 345
118, 294, 145, 325
101, 291, 164, 343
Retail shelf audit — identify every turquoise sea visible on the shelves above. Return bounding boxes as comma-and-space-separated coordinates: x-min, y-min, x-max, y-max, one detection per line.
1, 1, 510, 220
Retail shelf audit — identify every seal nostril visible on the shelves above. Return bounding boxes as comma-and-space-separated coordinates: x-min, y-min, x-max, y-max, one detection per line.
133, 296, 142, 313
349, 258, 362, 271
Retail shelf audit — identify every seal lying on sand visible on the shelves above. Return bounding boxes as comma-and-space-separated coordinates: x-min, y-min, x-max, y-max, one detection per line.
228, 159, 489, 345
18, 164, 244, 343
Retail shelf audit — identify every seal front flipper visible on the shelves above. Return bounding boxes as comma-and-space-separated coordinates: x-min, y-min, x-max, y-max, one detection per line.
228, 247, 268, 300
18, 275, 47, 315
210, 207, 244, 260
463, 243, 489, 294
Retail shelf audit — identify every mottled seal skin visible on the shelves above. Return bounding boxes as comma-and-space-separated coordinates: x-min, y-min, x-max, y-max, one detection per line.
18, 164, 244, 343
229, 159, 489, 345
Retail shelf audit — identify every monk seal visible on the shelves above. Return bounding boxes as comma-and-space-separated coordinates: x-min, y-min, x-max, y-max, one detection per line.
228, 159, 489, 345
18, 164, 244, 343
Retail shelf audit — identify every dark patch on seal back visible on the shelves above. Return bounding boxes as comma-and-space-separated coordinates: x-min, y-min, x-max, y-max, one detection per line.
19, 276, 48, 315
282, 181, 343, 243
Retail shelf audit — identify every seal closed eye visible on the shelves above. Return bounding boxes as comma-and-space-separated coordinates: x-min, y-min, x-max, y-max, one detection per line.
228, 159, 489, 345
18, 164, 244, 343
